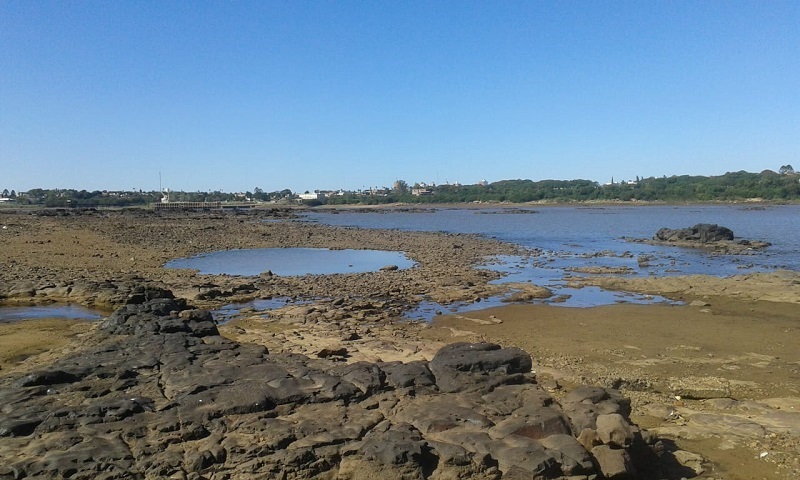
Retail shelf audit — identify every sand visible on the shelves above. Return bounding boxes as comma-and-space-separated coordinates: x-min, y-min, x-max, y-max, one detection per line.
425, 294, 800, 479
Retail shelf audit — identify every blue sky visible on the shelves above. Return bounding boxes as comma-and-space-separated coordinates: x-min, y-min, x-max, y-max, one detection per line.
2, 1, 798, 193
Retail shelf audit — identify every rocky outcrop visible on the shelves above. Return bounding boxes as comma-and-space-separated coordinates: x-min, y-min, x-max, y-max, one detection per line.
655, 224, 734, 243
0, 292, 664, 479
630, 223, 772, 253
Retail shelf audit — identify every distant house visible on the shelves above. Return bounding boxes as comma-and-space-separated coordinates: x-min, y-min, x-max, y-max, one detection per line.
299, 192, 323, 201
0, 198, 15, 204
411, 187, 433, 196
367, 187, 390, 196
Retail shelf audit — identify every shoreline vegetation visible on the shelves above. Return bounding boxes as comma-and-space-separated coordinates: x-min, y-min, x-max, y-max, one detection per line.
1, 208, 799, 478
2, 168, 799, 208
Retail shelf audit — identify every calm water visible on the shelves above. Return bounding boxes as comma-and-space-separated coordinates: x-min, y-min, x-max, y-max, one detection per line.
0, 305, 104, 322
165, 247, 415, 276
305, 205, 800, 274
212, 297, 308, 324
304, 205, 799, 310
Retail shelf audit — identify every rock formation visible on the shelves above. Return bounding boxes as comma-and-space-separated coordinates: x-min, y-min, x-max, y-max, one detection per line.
640, 223, 771, 253
655, 224, 734, 243
0, 290, 662, 479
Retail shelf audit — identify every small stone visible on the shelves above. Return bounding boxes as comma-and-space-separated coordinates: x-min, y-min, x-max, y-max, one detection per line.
317, 347, 348, 358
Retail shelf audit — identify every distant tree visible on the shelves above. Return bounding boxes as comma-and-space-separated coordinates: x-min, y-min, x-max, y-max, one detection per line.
779, 164, 795, 175
1, 189, 8, 197
393, 180, 409, 194
10, 190, 16, 198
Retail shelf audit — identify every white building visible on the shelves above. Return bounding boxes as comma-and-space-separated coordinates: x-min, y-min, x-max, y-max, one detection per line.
298, 192, 323, 201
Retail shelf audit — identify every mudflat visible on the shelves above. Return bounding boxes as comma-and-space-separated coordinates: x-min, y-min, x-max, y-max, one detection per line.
1, 207, 799, 479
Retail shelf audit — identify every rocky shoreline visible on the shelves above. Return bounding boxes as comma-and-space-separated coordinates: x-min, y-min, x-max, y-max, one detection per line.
0, 290, 678, 479
0, 208, 529, 311
1, 208, 799, 478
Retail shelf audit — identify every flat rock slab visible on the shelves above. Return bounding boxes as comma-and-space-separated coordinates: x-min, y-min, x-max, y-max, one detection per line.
0, 291, 659, 479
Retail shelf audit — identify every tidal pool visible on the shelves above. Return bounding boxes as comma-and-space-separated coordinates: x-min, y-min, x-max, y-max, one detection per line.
165, 247, 415, 276
0, 305, 105, 322
212, 297, 309, 324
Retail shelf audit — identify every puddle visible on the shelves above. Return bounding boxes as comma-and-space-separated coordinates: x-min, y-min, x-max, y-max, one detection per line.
404, 284, 679, 322
0, 305, 105, 322
404, 297, 510, 322
211, 297, 309, 324
165, 247, 415, 276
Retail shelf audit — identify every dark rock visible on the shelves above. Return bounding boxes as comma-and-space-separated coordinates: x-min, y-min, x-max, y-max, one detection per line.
596, 413, 636, 448
316, 347, 348, 358
0, 416, 43, 437
381, 360, 436, 389
0, 287, 654, 480
125, 285, 174, 304
489, 436, 561, 478
655, 223, 734, 243
361, 422, 427, 465
330, 362, 385, 395
592, 444, 636, 478
14, 369, 81, 387
429, 342, 532, 393
539, 434, 595, 475
488, 406, 572, 439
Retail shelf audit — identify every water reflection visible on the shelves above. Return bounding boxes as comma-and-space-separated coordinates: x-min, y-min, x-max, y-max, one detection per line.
0, 305, 104, 322
165, 247, 415, 276
211, 297, 309, 324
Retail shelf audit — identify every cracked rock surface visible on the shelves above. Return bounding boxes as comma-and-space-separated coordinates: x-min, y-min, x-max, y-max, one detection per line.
0, 292, 657, 479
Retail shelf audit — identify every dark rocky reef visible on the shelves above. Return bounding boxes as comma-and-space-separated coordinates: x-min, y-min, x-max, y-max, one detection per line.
0, 290, 668, 479
627, 223, 771, 254
655, 224, 735, 244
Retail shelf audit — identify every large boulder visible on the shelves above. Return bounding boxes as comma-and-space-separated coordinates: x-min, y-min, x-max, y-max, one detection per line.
428, 342, 533, 393
655, 224, 734, 243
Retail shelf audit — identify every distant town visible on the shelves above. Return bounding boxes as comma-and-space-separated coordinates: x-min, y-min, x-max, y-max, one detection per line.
1, 166, 798, 208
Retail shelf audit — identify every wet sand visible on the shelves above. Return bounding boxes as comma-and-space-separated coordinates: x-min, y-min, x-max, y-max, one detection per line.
0, 318, 95, 374
427, 296, 800, 479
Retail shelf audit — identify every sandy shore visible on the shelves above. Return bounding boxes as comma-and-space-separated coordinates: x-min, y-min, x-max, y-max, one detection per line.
1, 207, 799, 478
428, 301, 799, 477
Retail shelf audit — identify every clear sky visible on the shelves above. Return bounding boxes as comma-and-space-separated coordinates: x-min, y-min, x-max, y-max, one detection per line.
2, 1, 798, 193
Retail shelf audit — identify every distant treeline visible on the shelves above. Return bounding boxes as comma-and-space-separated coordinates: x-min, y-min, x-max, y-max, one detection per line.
3, 188, 292, 208
331, 169, 800, 205
4, 169, 799, 207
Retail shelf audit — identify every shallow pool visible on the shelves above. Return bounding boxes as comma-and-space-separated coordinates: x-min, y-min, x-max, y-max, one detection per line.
0, 305, 105, 322
164, 247, 415, 276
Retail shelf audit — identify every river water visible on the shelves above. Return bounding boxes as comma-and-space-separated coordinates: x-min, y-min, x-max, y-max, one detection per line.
303, 204, 799, 312
304, 205, 800, 274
